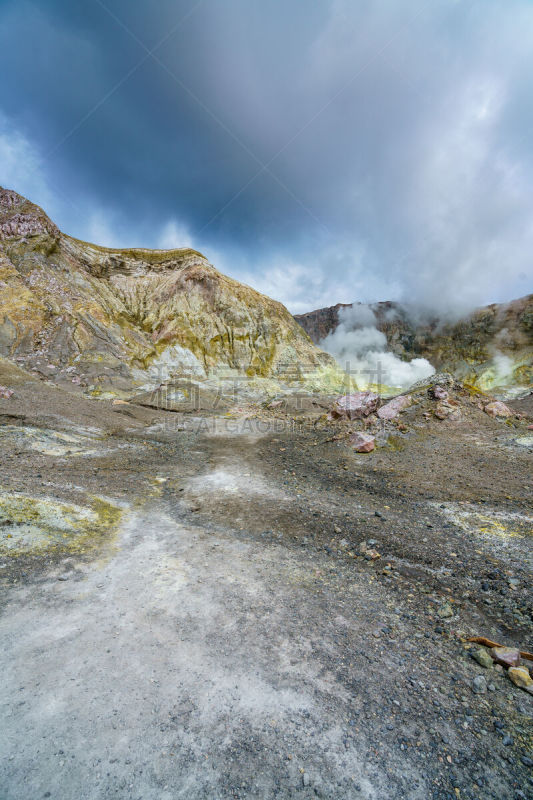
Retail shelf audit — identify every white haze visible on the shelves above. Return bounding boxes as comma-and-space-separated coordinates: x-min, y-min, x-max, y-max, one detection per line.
320, 305, 435, 391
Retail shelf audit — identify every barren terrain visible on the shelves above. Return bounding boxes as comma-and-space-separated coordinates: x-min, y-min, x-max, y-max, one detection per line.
0, 370, 532, 800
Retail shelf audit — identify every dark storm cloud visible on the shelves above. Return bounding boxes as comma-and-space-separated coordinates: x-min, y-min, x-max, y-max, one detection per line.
1, 0, 532, 312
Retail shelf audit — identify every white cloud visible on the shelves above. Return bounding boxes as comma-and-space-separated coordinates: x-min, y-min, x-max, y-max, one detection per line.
0, 113, 56, 214
157, 219, 193, 250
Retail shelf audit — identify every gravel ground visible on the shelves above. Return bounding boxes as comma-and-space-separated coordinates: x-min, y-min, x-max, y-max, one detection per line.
0, 384, 532, 800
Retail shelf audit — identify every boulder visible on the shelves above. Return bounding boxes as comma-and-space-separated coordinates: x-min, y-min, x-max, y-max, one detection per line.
484, 401, 513, 418
377, 394, 412, 420
330, 391, 380, 420
350, 432, 376, 453
490, 647, 521, 669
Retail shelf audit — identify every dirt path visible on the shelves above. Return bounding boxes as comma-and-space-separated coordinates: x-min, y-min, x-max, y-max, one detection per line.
1, 412, 532, 799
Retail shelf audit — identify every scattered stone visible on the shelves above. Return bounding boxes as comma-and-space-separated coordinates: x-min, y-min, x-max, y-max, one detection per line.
350, 432, 376, 453
508, 667, 533, 693
0, 386, 14, 399
437, 601, 454, 619
471, 648, 493, 669
377, 394, 412, 420
112, 399, 130, 406
472, 675, 487, 694
502, 735, 513, 746
491, 647, 521, 669
434, 402, 453, 420
302, 773, 310, 787
364, 549, 381, 560
484, 401, 513, 418
329, 391, 380, 421
358, 541, 368, 554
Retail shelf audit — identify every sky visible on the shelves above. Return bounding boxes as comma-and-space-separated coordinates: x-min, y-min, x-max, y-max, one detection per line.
1, 0, 532, 314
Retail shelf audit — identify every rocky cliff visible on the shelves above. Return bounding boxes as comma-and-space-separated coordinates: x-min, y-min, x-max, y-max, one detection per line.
295, 297, 533, 394
0, 188, 333, 399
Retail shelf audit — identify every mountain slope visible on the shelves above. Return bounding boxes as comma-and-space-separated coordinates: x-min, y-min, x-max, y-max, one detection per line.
0, 188, 332, 398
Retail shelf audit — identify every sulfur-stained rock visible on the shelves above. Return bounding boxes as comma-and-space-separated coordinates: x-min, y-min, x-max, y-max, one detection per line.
350, 431, 376, 453
491, 647, 521, 669
507, 667, 533, 693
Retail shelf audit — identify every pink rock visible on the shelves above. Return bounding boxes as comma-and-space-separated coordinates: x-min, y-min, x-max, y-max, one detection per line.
330, 391, 380, 420
377, 394, 412, 420
484, 401, 513, 418
434, 402, 451, 420
0, 386, 14, 399
431, 385, 448, 401
490, 646, 521, 669
350, 432, 376, 453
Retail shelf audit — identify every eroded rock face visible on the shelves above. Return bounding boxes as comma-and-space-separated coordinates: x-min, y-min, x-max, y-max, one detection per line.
0, 188, 333, 396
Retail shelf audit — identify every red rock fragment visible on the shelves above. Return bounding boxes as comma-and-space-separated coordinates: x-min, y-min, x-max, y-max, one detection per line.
349, 431, 376, 453
490, 646, 521, 668
377, 394, 412, 420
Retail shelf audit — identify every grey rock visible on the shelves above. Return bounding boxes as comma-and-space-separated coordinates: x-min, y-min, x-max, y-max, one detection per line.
472, 675, 487, 694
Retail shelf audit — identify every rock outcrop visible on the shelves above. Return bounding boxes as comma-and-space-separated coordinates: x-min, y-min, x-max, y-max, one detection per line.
0, 188, 333, 398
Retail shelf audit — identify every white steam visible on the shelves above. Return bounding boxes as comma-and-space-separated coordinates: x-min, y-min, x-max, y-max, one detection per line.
320, 305, 435, 391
